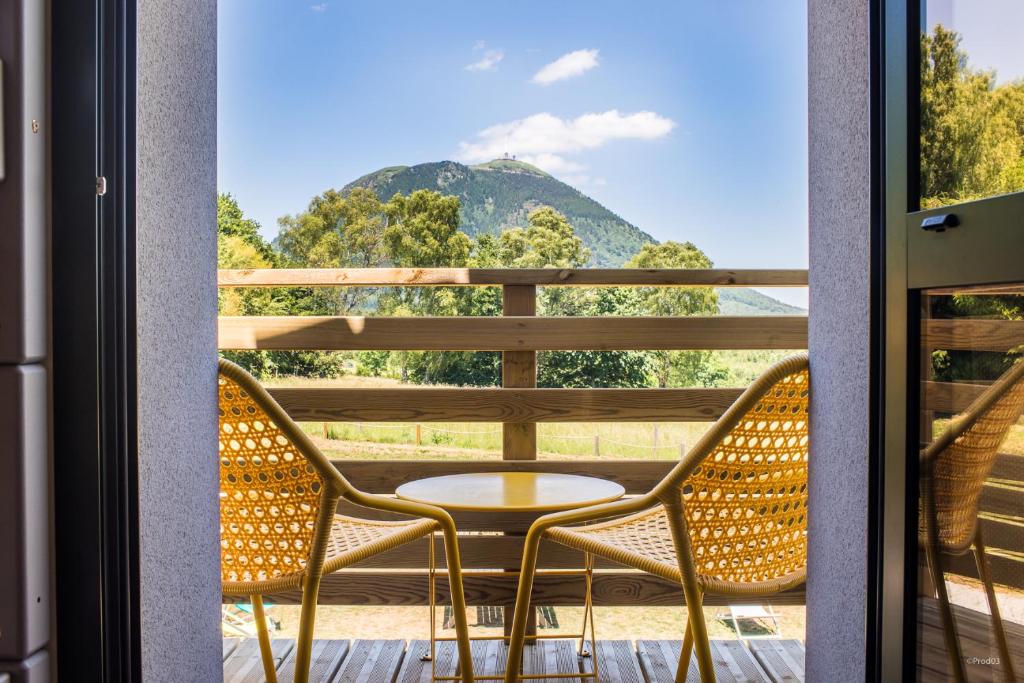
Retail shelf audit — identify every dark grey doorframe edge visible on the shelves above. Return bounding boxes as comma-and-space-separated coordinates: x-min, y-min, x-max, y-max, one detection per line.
51, 0, 140, 680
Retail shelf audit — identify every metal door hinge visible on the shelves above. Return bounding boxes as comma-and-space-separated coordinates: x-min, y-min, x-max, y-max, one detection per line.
96, 176, 107, 196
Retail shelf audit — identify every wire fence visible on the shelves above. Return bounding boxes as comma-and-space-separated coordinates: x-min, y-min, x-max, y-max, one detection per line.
314, 420, 688, 458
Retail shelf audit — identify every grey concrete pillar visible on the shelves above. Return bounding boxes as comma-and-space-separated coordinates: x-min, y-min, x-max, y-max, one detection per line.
136, 0, 220, 680
807, 0, 872, 681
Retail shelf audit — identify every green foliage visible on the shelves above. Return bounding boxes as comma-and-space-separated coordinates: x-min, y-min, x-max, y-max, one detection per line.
920, 25, 1024, 207
625, 242, 722, 388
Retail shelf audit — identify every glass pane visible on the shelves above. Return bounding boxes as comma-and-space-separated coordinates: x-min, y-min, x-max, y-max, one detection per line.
916, 284, 1024, 681
920, 1, 1024, 208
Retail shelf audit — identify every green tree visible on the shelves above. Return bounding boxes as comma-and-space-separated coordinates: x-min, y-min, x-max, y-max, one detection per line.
920, 25, 1024, 207
218, 193, 346, 378
626, 242, 723, 387
276, 187, 390, 314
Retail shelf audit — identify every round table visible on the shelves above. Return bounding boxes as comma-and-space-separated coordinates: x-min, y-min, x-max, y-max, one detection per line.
396, 472, 625, 677
394, 471, 626, 513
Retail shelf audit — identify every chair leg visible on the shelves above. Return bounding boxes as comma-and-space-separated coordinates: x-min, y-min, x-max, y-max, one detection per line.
675, 618, 694, 683
251, 595, 278, 683
504, 528, 544, 683
925, 542, 967, 683
293, 576, 322, 683
682, 592, 713, 683
973, 530, 1016, 682
439, 524, 475, 683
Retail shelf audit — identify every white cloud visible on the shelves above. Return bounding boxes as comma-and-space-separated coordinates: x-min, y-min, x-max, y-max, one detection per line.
456, 110, 676, 174
310, 3, 328, 12
465, 49, 504, 72
532, 49, 600, 85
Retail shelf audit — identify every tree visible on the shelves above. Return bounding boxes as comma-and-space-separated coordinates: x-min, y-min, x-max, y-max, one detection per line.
276, 187, 390, 314
626, 242, 723, 387
920, 25, 1024, 207
218, 193, 346, 378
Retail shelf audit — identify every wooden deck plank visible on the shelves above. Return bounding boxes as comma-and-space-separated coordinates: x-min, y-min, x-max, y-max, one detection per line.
580, 640, 645, 683
917, 599, 1024, 681
223, 638, 294, 683
747, 640, 805, 683
223, 637, 241, 662
637, 639, 772, 683
522, 639, 584, 683
398, 639, 507, 683
276, 639, 350, 682
334, 639, 407, 683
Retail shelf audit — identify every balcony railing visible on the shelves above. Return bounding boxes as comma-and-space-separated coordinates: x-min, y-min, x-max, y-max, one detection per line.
216, 268, 1023, 608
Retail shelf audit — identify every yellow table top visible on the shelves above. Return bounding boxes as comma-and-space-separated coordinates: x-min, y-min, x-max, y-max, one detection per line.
394, 472, 626, 513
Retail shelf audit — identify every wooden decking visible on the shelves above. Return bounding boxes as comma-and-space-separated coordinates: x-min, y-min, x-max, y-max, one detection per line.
223, 599, 1024, 682
223, 638, 805, 683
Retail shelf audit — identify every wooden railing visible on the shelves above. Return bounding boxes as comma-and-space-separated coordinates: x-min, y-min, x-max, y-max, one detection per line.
216, 268, 1023, 605
218, 267, 809, 608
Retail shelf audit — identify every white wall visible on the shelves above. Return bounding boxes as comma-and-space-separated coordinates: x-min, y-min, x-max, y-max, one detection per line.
136, 0, 221, 679
807, 0, 873, 680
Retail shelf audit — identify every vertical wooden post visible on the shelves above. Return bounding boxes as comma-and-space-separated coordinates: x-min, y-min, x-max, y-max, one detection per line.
322, 422, 329, 439
502, 285, 537, 459
653, 424, 659, 456
415, 423, 422, 446
593, 435, 601, 457
501, 285, 538, 638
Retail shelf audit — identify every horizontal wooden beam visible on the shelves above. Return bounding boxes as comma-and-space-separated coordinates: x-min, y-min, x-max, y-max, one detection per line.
334, 460, 674, 495
922, 381, 989, 414
218, 268, 809, 288
241, 572, 806, 607
922, 319, 1024, 352
271, 387, 744, 423
350, 535, 632, 570
219, 315, 809, 351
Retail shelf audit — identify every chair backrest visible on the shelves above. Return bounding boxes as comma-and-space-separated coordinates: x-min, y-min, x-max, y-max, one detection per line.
675, 355, 810, 589
922, 360, 1024, 553
218, 359, 336, 587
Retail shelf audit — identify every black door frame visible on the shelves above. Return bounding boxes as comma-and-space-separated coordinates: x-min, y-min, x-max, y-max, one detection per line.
874, 0, 1024, 679
51, 0, 140, 680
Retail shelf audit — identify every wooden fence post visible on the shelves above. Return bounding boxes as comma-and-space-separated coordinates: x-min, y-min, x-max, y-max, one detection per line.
594, 435, 601, 457
415, 423, 422, 446
501, 284, 538, 637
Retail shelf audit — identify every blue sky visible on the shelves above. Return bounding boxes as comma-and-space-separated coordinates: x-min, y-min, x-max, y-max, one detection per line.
218, 1, 810, 305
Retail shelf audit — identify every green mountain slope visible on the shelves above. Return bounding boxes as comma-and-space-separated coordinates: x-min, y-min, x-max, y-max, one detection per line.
344, 159, 654, 267
344, 158, 805, 315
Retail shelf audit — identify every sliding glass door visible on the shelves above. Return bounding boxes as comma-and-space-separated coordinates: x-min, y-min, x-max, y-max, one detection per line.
881, 1, 1024, 681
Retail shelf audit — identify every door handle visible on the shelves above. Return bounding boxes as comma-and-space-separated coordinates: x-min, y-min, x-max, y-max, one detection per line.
920, 213, 960, 232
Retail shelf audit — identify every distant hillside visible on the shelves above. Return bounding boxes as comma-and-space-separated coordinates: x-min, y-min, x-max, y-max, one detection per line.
344, 159, 804, 315
717, 288, 805, 315
344, 159, 654, 267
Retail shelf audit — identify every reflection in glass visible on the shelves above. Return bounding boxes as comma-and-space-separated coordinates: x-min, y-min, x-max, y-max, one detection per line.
917, 286, 1024, 681
921, 1, 1024, 208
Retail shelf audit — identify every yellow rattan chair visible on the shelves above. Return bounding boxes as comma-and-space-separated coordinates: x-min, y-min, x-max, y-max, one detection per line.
218, 359, 475, 683
920, 359, 1024, 683
503, 353, 810, 683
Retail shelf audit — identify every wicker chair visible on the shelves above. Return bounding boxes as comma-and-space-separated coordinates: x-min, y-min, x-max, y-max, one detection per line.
503, 354, 810, 683
218, 359, 475, 683
920, 359, 1024, 683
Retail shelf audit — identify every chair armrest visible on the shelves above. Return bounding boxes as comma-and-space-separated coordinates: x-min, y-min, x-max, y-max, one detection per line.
343, 489, 458, 530
528, 492, 659, 536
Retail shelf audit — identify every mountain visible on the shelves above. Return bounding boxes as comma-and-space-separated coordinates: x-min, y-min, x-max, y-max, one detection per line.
344, 159, 805, 315
344, 159, 654, 267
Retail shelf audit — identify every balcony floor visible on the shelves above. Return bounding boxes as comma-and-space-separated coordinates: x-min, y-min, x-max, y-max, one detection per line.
223, 597, 1024, 682
222, 636, 805, 683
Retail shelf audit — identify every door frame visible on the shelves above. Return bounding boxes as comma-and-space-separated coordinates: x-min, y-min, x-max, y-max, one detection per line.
875, 0, 1024, 679
51, 0, 140, 679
